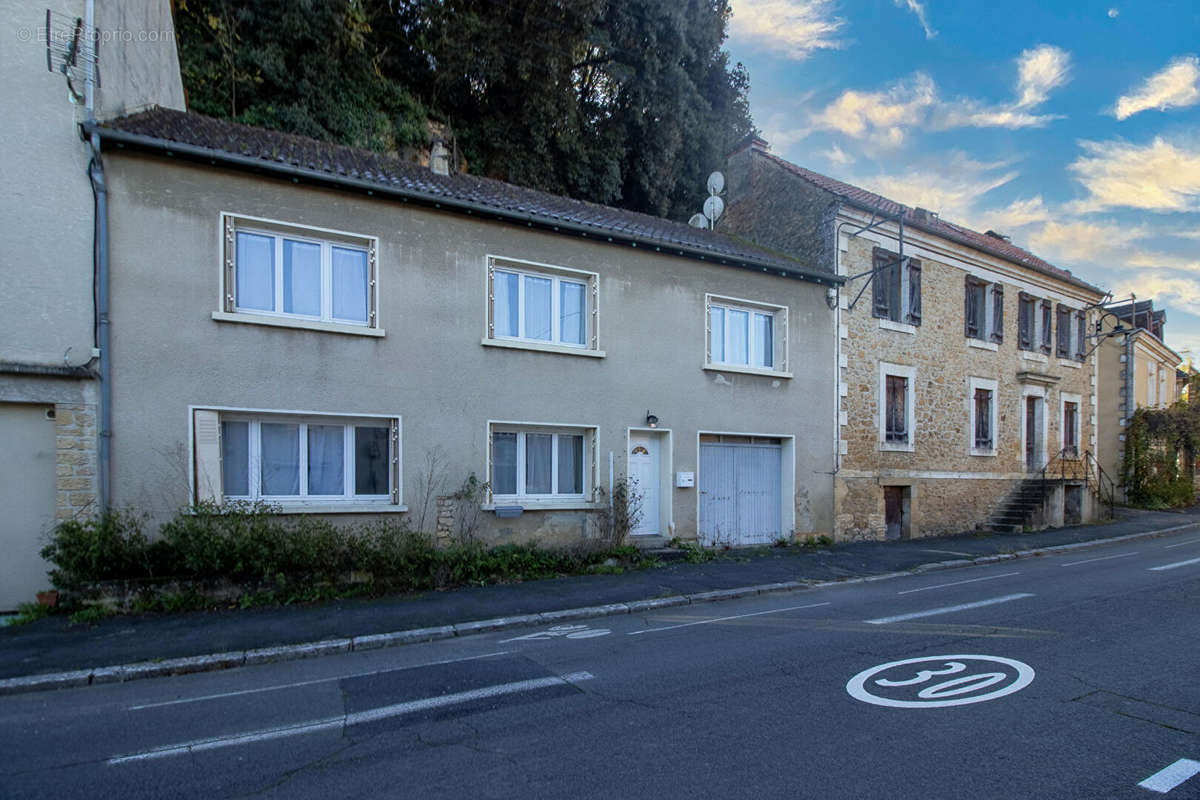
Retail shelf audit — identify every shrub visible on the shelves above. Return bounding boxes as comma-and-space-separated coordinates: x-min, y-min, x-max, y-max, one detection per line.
40, 510, 154, 589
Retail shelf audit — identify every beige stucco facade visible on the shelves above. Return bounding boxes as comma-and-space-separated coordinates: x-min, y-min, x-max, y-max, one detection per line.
100, 154, 837, 546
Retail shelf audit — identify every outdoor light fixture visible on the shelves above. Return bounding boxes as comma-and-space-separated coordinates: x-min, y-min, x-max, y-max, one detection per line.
646, 412, 658, 428
826, 286, 838, 309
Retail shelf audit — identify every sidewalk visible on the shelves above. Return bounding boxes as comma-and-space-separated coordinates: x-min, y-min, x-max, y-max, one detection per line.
3, 507, 1198, 689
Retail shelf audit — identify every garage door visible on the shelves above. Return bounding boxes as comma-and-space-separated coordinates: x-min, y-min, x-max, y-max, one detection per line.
0, 404, 57, 611
698, 436, 782, 546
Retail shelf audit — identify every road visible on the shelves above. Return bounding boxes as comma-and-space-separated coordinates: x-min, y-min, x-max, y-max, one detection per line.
4, 530, 1200, 799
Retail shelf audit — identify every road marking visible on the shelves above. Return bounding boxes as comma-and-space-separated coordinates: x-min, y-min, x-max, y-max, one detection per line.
896, 571, 1021, 595
128, 650, 512, 711
846, 655, 1035, 709
110, 671, 594, 764
627, 601, 831, 635
1164, 537, 1200, 549
1138, 759, 1200, 793
920, 549, 972, 557
1060, 552, 1138, 567
865, 593, 1034, 625
1149, 557, 1200, 572
500, 624, 611, 643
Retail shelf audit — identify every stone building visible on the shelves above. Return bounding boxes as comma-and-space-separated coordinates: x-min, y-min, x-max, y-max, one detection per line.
724, 137, 1109, 540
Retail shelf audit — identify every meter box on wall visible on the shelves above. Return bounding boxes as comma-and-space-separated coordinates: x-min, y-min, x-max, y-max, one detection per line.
676, 471, 695, 488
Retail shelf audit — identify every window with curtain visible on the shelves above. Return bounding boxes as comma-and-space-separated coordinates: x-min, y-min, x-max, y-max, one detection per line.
217, 414, 395, 504
228, 218, 375, 328
490, 264, 591, 348
490, 426, 591, 501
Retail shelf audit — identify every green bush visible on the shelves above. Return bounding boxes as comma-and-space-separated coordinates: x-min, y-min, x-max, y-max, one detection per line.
40, 510, 155, 588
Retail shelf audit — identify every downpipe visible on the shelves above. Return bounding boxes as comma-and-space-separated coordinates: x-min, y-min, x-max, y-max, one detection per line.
88, 144, 111, 513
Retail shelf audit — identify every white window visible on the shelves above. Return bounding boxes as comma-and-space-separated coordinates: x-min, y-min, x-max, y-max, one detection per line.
221, 214, 378, 331
878, 361, 916, 452
705, 294, 789, 375
192, 409, 400, 508
486, 257, 599, 354
489, 423, 596, 504
968, 376, 999, 456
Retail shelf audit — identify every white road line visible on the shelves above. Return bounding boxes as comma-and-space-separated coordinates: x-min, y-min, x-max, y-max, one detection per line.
110, 671, 594, 764
1149, 557, 1200, 572
128, 650, 512, 711
627, 602, 831, 635
865, 593, 1034, 625
1164, 537, 1200, 549
896, 571, 1021, 595
1060, 552, 1138, 567
1138, 759, 1200, 793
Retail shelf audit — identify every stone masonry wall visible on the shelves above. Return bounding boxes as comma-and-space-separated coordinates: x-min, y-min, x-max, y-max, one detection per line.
55, 402, 98, 520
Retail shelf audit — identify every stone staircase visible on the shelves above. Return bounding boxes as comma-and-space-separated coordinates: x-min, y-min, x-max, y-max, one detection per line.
984, 478, 1056, 533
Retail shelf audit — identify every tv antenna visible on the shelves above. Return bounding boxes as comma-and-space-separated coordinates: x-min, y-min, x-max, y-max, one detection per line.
44, 10, 100, 105
688, 171, 725, 231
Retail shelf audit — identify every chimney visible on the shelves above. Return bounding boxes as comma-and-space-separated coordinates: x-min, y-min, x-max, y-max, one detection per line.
984, 229, 1011, 242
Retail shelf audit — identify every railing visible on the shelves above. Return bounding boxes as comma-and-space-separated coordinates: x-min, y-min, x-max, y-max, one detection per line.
1040, 448, 1116, 519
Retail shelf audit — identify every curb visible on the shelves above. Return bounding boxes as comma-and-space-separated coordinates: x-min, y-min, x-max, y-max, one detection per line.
2, 520, 1196, 697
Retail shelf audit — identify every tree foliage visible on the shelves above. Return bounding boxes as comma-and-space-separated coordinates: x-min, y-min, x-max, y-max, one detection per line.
173, 0, 754, 219
1122, 397, 1200, 508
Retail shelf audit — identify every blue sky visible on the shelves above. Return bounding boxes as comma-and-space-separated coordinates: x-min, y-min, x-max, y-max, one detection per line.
724, 0, 1200, 359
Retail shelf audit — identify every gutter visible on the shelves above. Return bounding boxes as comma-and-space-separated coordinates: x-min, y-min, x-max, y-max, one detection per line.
82, 123, 842, 288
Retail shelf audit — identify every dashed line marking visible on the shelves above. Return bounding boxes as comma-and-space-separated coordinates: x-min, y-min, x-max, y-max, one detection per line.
896, 571, 1020, 595
866, 593, 1034, 625
1060, 552, 1138, 567
1138, 759, 1200, 793
1164, 537, 1200, 549
627, 602, 831, 635
1149, 557, 1200, 572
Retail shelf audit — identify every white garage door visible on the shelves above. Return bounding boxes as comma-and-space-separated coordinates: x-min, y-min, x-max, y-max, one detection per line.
698, 436, 782, 546
0, 404, 57, 610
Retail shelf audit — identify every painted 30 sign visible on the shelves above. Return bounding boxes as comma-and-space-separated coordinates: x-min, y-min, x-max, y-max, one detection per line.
846, 654, 1035, 708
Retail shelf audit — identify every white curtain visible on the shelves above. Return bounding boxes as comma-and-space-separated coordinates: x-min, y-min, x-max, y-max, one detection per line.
283, 239, 321, 316
261, 423, 300, 495
220, 421, 250, 496
560, 281, 586, 345
524, 276, 552, 341
494, 271, 519, 337
525, 433, 553, 494
727, 309, 749, 364
307, 425, 344, 495
332, 247, 368, 322
710, 306, 725, 362
754, 313, 773, 367
236, 232, 274, 311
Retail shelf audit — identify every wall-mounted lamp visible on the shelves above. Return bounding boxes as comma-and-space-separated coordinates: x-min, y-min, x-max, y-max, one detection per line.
645, 412, 659, 428
825, 286, 838, 310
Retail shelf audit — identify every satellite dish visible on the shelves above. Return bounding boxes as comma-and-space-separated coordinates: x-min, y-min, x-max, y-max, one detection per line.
688, 213, 708, 229
706, 171, 725, 195
703, 195, 725, 222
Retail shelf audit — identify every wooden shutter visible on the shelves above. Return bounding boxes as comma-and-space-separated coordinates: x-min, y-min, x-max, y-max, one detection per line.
991, 285, 1004, 342
907, 260, 921, 325
1041, 301, 1053, 353
1056, 305, 1071, 357
872, 249, 890, 319
964, 277, 978, 338
1075, 312, 1086, 360
1018, 293, 1033, 349
193, 409, 223, 504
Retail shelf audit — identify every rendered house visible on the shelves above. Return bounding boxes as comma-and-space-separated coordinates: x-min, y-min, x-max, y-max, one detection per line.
1095, 299, 1183, 500
78, 109, 841, 553
723, 137, 1110, 540
0, 0, 184, 610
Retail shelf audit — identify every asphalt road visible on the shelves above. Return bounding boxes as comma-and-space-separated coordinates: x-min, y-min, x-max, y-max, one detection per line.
4, 530, 1200, 799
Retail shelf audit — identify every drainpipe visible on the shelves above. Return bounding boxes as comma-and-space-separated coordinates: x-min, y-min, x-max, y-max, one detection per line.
84, 0, 111, 512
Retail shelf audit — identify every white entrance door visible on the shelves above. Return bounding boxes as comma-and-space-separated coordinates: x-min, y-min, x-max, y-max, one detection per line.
698, 440, 782, 546
628, 433, 660, 536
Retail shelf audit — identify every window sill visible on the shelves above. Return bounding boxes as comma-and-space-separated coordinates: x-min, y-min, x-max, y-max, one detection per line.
213, 311, 384, 338
967, 338, 999, 352
969, 449, 998, 457
880, 441, 914, 453
878, 319, 916, 335
1020, 351, 1048, 364
483, 501, 604, 512
217, 503, 407, 514
481, 338, 605, 358
1057, 359, 1082, 369
702, 364, 793, 379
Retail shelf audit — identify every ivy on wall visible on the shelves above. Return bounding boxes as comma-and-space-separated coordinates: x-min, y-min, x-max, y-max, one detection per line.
1122, 396, 1200, 508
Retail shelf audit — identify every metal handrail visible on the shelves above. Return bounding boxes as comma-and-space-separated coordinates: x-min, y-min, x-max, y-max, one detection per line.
1039, 447, 1115, 519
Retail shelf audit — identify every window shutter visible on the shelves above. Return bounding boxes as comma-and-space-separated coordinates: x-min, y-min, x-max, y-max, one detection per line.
223, 216, 236, 312
1075, 312, 1086, 360
991, 286, 1004, 342
193, 409, 223, 504
907, 260, 921, 325
872, 250, 889, 319
1040, 301, 1053, 353
963, 277, 973, 337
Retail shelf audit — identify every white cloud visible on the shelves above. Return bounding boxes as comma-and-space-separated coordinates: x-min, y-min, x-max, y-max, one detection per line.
894, 0, 936, 39
728, 0, 845, 60
1016, 45, 1072, 108
1111, 268, 1200, 322
850, 153, 1017, 221
1027, 219, 1149, 264
1068, 137, 1200, 213
810, 46, 1071, 144
1108, 7, 1119, 18
823, 143, 855, 166
975, 196, 1053, 232
1114, 56, 1200, 120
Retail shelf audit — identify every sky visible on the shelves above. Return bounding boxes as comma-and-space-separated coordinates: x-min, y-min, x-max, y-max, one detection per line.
724, 0, 1200, 360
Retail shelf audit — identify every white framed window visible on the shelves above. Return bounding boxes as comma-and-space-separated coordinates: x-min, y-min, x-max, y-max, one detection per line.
705, 294, 790, 375
192, 408, 400, 509
485, 256, 600, 356
220, 214, 378, 333
968, 376, 999, 456
1060, 392, 1082, 458
964, 278, 1003, 344
878, 361, 916, 452
488, 422, 597, 505
872, 248, 922, 327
